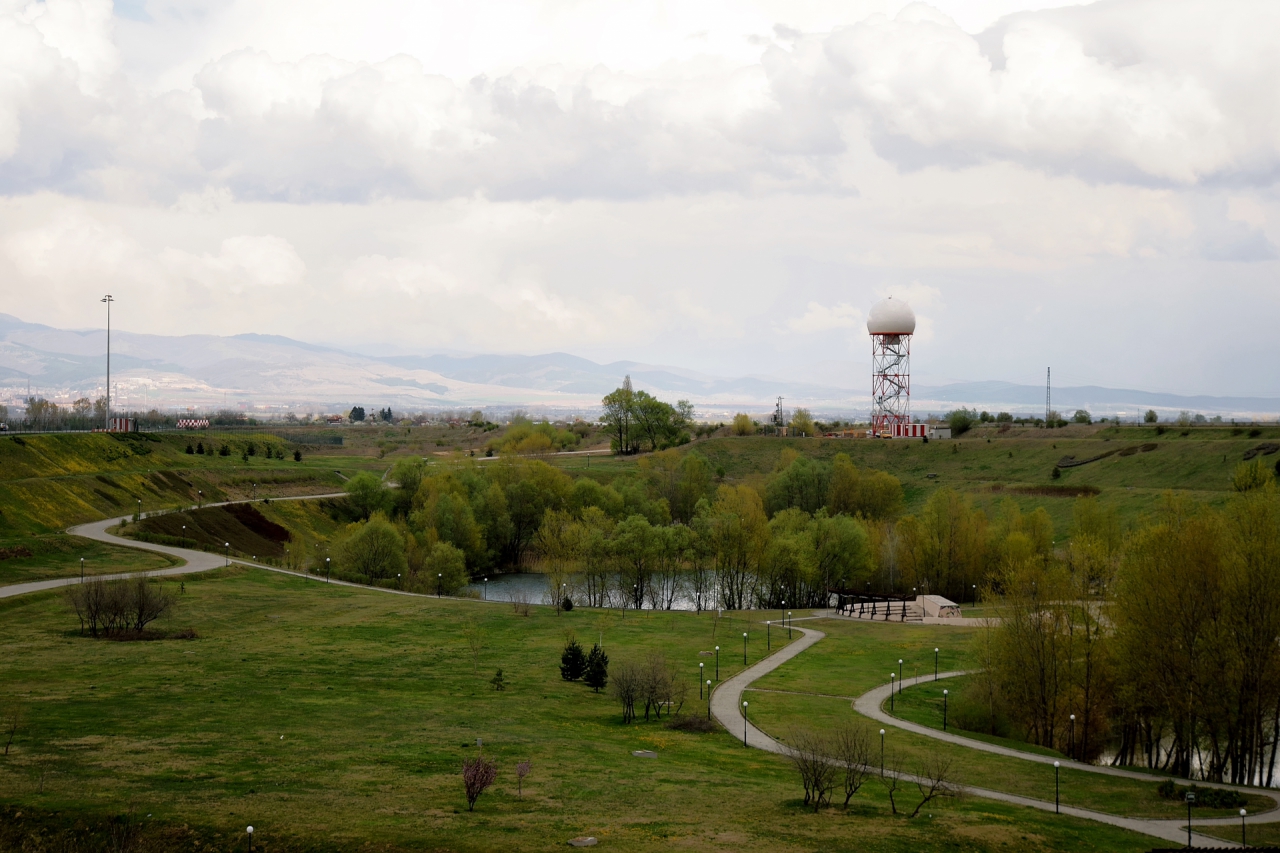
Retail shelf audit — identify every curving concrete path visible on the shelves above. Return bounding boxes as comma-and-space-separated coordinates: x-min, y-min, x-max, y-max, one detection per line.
0, 492, 347, 600
713, 624, 1269, 848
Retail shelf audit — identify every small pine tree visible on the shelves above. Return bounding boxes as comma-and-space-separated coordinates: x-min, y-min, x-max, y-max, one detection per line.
247, 442, 256, 457
560, 639, 587, 681
196, 442, 204, 455
241, 449, 249, 463
219, 444, 231, 457
185, 443, 194, 454
584, 644, 609, 692
294, 449, 302, 462
490, 669, 506, 691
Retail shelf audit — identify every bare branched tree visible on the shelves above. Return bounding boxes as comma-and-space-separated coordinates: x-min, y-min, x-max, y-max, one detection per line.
462, 621, 487, 673
2, 703, 21, 756
831, 720, 873, 807
786, 728, 838, 812
611, 661, 641, 723
462, 756, 498, 811
881, 753, 903, 815
909, 753, 958, 818
516, 759, 531, 798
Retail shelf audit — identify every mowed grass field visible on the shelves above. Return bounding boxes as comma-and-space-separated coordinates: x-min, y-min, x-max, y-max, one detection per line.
0, 571, 1163, 853
744, 618, 1273, 822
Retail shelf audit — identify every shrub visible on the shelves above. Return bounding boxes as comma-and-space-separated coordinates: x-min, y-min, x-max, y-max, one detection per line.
185, 444, 194, 454
1051, 467, 1061, 480
1157, 780, 1245, 808
731, 413, 755, 436
422, 541, 469, 595
461, 756, 498, 811
294, 450, 302, 462
560, 638, 587, 681
562, 597, 573, 611
66, 577, 175, 637
946, 408, 977, 436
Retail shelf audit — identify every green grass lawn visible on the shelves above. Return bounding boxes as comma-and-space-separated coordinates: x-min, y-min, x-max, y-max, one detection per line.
0, 534, 181, 585
0, 573, 1166, 852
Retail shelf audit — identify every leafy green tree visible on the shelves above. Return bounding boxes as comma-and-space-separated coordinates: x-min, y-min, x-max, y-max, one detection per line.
219, 444, 231, 456
584, 644, 609, 692
339, 513, 408, 581
560, 638, 587, 681
812, 512, 873, 592
731, 413, 755, 436
1144, 409, 1158, 423
423, 541, 469, 594
186, 443, 194, 454
765, 455, 830, 516
790, 408, 816, 437
350, 406, 366, 422
946, 408, 977, 436
1233, 458, 1275, 492
293, 449, 302, 462
1072, 410, 1092, 424
346, 471, 387, 520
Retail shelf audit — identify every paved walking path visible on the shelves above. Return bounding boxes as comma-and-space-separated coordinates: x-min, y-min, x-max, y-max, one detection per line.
713, 623, 1271, 848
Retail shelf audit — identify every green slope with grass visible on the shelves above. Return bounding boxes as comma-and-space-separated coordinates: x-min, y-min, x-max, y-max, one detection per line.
0, 573, 1162, 852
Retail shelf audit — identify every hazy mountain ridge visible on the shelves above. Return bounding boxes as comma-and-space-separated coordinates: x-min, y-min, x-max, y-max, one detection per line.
0, 315, 1277, 418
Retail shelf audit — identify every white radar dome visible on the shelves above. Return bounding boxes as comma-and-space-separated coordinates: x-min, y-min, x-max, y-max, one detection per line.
866, 297, 916, 335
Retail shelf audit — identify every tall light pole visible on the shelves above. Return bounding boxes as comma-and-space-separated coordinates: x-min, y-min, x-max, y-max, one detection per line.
943, 689, 948, 731
934, 648, 939, 681
101, 294, 113, 430
1241, 808, 1247, 847
80, 557, 84, 582
898, 659, 904, 694
766, 620, 771, 650
1069, 714, 1076, 759
715, 646, 720, 680
247, 825, 253, 852
787, 611, 792, 639
741, 700, 748, 746
483, 577, 488, 600
742, 631, 748, 664
225, 542, 229, 566
706, 680, 712, 719
890, 673, 895, 712
879, 728, 885, 773
699, 662, 705, 697
1054, 761, 1060, 814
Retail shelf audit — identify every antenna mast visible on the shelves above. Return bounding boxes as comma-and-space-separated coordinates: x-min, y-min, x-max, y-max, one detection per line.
1046, 367, 1051, 426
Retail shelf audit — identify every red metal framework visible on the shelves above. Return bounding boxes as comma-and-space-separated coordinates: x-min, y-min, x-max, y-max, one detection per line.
871, 333, 910, 435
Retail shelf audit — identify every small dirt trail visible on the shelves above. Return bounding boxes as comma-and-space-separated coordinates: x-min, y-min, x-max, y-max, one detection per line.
713, 622, 1269, 848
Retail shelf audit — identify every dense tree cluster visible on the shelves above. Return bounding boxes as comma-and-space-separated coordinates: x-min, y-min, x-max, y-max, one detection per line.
601, 377, 694, 454
326, 447, 904, 608
959, 464, 1280, 786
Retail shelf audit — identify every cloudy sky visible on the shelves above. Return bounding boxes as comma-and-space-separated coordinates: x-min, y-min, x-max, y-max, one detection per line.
1, 0, 1277, 396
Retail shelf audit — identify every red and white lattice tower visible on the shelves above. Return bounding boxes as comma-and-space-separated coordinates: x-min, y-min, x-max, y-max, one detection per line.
867, 297, 916, 435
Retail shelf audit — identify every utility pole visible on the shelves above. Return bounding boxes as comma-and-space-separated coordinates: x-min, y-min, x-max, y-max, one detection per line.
101, 295, 114, 430
1045, 366, 1051, 426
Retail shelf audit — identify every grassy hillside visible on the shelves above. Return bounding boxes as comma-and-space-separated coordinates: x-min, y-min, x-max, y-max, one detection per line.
0, 571, 1159, 852
0, 432, 345, 538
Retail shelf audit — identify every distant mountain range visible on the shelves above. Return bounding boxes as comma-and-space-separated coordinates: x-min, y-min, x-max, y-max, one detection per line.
1, 314, 1277, 420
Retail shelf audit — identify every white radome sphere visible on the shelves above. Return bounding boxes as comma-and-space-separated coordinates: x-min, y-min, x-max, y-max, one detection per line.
866, 297, 916, 335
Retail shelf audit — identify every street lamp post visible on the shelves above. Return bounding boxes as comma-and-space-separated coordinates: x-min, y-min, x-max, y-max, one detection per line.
437, 573, 442, 597
1054, 762, 1060, 814
787, 611, 792, 639
198, 490, 202, 509
742, 701, 748, 746
325, 557, 330, 582
742, 631, 748, 664
699, 663, 705, 697
225, 542, 229, 566
715, 646, 720, 680
879, 728, 885, 773
246, 825, 253, 852
483, 577, 488, 600
971, 584, 976, 608
935, 648, 939, 681
80, 557, 84, 582
1186, 791, 1195, 848
101, 294, 113, 431
766, 621, 770, 650
943, 689, 949, 731
1069, 714, 1076, 759
706, 681, 712, 719
1241, 808, 1247, 847
182, 524, 186, 546
898, 659, 904, 694
890, 673, 896, 712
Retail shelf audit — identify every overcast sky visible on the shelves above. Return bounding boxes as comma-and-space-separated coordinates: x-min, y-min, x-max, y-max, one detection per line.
1, 0, 1277, 396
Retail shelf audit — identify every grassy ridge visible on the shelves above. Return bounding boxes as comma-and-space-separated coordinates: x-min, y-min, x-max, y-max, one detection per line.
0, 573, 1159, 852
